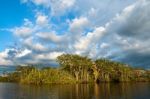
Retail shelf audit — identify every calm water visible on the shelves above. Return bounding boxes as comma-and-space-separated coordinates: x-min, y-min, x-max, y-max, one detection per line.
0, 83, 150, 99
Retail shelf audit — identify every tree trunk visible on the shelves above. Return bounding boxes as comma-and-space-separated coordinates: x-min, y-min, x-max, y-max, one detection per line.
93, 70, 99, 83
75, 71, 79, 81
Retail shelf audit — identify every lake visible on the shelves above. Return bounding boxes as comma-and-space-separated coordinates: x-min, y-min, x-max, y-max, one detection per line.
0, 83, 149, 99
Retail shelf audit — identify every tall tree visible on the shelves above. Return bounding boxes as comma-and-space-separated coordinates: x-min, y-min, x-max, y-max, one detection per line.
57, 54, 92, 82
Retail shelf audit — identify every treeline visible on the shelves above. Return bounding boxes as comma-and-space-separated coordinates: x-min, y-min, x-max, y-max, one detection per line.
0, 66, 75, 84
0, 54, 150, 84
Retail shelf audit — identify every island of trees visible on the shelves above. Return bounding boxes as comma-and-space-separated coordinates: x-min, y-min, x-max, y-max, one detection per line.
0, 54, 150, 85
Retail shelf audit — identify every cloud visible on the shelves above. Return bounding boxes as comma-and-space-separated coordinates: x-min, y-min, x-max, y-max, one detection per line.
16, 49, 31, 58
23, 37, 47, 52
100, 43, 109, 49
11, 27, 33, 38
69, 17, 89, 33
50, 0, 75, 16
6, 19, 34, 38
74, 27, 106, 52
31, 0, 50, 7
0, 49, 13, 65
1, 0, 150, 68
35, 51, 64, 60
23, 0, 75, 16
69, 17, 90, 42
97, 0, 150, 67
37, 31, 67, 43
116, 0, 150, 40
36, 14, 49, 26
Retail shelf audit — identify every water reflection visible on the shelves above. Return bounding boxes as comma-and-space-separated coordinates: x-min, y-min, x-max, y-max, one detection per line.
0, 83, 149, 99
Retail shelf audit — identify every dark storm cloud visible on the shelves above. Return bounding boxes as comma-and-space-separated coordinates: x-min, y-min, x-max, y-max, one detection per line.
117, 1, 150, 40
104, 0, 150, 68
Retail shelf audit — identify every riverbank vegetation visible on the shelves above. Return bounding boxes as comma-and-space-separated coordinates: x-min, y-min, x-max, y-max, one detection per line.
0, 54, 150, 84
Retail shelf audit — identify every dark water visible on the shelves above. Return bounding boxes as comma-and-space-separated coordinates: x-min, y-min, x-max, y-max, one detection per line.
0, 83, 150, 99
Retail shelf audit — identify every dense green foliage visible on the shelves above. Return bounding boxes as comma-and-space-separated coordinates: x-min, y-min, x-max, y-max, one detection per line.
0, 66, 75, 84
57, 54, 93, 82
0, 54, 149, 84
20, 68, 76, 84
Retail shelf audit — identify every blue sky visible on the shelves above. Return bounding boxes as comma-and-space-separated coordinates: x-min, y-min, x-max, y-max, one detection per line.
0, 0, 150, 69
0, 0, 33, 51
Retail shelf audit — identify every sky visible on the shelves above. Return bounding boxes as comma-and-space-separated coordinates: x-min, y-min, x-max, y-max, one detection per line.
0, 0, 150, 69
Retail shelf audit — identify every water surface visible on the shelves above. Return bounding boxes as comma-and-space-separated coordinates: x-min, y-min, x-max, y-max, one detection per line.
0, 83, 149, 99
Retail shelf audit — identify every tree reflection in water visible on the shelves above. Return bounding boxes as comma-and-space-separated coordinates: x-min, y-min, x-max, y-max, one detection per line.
0, 83, 150, 99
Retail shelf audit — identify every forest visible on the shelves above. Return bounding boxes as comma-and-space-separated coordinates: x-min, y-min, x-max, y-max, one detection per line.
0, 54, 150, 85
